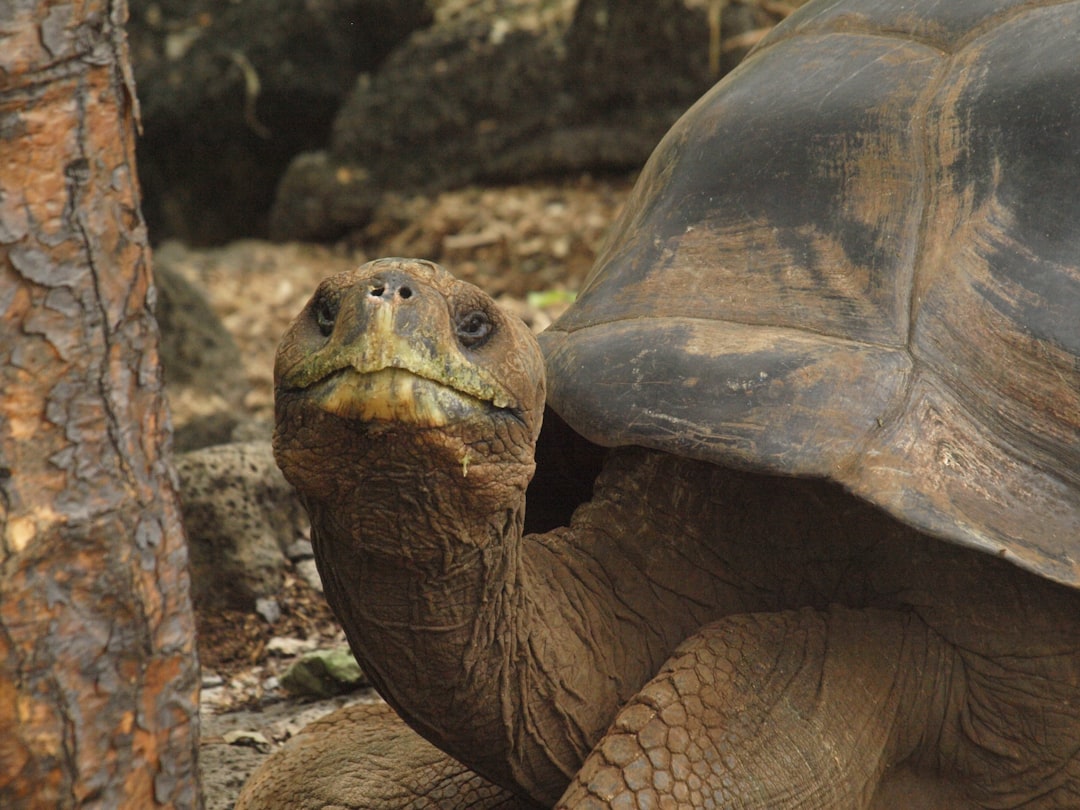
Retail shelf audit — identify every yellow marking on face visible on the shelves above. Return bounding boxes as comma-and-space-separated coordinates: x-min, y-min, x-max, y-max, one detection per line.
320, 368, 449, 425
316, 367, 492, 428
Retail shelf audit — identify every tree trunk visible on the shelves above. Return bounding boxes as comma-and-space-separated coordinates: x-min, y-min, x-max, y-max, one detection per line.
0, 1, 201, 807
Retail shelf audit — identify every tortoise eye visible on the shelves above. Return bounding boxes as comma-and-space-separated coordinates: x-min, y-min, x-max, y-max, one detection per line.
455, 310, 493, 348
313, 295, 338, 337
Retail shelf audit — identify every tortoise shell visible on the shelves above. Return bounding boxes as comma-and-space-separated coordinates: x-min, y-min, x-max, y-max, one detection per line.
540, 0, 1080, 585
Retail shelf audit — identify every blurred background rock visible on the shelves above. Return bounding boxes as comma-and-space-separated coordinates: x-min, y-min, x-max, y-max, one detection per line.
129, 0, 797, 245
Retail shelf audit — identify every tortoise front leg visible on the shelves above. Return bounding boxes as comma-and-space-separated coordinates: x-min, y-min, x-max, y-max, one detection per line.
556, 607, 958, 810
237, 701, 535, 810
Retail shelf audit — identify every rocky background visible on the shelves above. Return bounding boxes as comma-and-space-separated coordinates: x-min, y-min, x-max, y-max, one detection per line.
134, 1, 799, 805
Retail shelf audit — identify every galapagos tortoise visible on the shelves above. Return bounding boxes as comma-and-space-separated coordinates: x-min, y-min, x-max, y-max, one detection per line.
247, 0, 1080, 807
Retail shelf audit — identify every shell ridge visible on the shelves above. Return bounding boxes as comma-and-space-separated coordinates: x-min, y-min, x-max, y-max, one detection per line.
756, 0, 1080, 56
546, 312, 914, 356
545, 0, 1080, 585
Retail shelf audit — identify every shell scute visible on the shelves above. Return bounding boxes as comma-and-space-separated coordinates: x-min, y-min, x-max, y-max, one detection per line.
543, 0, 1080, 584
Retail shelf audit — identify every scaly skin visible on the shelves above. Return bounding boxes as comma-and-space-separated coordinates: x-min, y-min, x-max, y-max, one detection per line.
251, 259, 1080, 810
236, 702, 529, 810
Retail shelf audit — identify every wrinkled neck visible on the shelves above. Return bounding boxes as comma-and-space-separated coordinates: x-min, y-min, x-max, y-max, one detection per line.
307, 449, 736, 807
308, 487, 538, 795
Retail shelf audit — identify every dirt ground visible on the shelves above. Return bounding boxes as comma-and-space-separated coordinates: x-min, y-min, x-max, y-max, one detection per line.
165, 174, 631, 808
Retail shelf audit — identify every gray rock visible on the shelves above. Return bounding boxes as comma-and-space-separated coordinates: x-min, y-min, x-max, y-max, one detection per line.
270, 0, 784, 241
255, 597, 282, 625
284, 539, 314, 561
154, 264, 247, 452
129, 0, 431, 244
295, 558, 324, 593
177, 441, 308, 610
280, 647, 368, 698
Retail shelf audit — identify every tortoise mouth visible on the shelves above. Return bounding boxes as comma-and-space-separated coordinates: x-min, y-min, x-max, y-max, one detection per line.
307, 366, 518, 427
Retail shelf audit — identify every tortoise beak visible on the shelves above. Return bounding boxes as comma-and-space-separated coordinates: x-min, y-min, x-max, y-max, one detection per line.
275, 262, 519, 428
315, 368, 498, 427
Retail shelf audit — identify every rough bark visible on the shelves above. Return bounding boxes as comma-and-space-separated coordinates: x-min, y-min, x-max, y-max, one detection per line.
0, 1, 201, 807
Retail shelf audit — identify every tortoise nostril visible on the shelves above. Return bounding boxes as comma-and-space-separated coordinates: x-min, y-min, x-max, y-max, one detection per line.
367, 273, 415, 301
369, 281, 413, 300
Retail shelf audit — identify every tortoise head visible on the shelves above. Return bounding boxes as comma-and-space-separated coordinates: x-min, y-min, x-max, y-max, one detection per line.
272, 258, 546, 543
